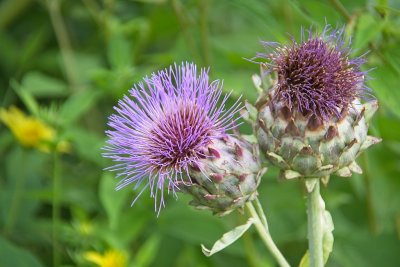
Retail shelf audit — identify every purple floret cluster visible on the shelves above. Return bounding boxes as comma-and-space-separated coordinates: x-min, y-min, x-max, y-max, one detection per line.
103, 62, 240, 211
257, 27, 367, 120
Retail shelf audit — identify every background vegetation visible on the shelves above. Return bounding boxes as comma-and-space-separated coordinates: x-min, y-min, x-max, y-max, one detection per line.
1, 0, 399, 266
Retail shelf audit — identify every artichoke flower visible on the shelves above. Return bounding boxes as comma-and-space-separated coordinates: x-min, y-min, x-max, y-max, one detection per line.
253, 27, 381, 183
104, 62, 263, 215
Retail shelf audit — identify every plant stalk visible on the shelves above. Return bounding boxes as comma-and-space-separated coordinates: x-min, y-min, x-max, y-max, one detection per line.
246, 201, 290, 267
307, 178, 324, 267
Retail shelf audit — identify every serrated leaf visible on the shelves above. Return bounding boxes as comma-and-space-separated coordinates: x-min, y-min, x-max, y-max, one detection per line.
201, 218, 254, 257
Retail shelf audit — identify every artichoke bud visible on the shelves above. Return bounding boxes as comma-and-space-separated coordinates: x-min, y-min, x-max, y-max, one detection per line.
253, 26, 381, 182
255, 84, 380, 181
178, 135, 265, 216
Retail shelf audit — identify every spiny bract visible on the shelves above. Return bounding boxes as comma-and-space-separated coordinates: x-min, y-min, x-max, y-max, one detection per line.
178, 134, 264, 216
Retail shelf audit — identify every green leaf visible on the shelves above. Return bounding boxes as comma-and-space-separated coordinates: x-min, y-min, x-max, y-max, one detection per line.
10, 79, 39, 116
201, 218, 254, 257
99, 172, 130, 229
322, 210, 334, 264
20, 71, 68, 98
0, 237, 44, 267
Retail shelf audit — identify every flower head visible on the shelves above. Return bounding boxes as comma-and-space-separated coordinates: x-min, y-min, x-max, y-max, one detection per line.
254, 25, 380, 182
0, 106, 69, 152
84, 249, 127, 267
104, 63, 240, 212
257, 26, 367, 120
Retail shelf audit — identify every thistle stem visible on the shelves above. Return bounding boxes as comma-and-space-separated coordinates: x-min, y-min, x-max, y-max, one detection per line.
307, 179, 324, 267
246, 201, 290, 267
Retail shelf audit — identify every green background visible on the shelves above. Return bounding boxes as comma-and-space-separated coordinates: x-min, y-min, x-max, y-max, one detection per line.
0, 0, 399, 266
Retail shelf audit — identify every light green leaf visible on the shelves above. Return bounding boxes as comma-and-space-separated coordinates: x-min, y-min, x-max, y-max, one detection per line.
20, 71, 68, 98
201, 218, 254, 257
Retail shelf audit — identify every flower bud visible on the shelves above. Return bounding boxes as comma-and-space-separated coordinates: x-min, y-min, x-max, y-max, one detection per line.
177, 135, 264, 216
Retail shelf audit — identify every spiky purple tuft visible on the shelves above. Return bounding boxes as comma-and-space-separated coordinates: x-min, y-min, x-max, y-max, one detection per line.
103, 62, 241, 213
257, 26, 367, 120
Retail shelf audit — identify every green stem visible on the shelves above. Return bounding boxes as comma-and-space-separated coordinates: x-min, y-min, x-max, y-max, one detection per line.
246, 201, 290, 267
254, 197, 268, 229
52, 150, 61, 267
307, 179, 324, 267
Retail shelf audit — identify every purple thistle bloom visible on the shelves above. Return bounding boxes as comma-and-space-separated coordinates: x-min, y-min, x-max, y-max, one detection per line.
103, 62, 241, 213
257, 25, 367, 120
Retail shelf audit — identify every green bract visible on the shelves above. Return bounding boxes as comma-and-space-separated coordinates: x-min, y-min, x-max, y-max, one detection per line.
253, 73, 381, 183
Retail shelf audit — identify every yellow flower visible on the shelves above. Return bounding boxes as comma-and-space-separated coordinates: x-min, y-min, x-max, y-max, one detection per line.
84, 250, 127, 267
0, 106, 69, 153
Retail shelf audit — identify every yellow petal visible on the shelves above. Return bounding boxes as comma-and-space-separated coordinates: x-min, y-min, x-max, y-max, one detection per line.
0, 106, 64, 152
84, 250, 127, 267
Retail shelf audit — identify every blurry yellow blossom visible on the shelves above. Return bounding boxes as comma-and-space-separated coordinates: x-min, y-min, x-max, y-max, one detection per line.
84, 250, 127, 267
0, 106, 70, 153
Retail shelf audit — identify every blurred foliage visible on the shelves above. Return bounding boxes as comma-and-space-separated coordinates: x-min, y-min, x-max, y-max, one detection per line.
0, 0, 400, 266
